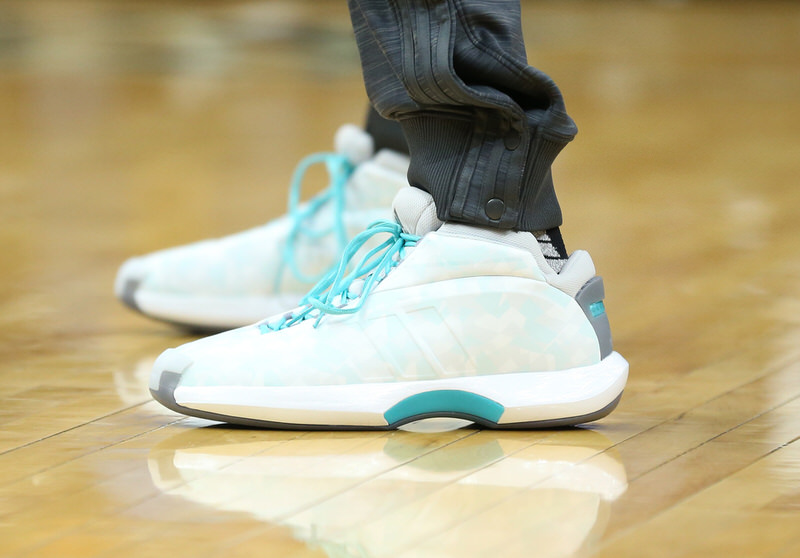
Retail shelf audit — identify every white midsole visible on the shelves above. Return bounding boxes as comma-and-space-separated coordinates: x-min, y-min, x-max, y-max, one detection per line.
174, 352, 629, 426
135, 291, 302, 329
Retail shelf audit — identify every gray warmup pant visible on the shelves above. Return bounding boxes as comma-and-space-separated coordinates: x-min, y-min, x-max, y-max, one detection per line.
348, 0, 577, 232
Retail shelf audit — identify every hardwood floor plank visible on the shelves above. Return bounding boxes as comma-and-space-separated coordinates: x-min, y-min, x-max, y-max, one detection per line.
595, 439, 800, 557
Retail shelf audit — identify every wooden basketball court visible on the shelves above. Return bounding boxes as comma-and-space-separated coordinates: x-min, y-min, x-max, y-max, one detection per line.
1, 1, 799, 556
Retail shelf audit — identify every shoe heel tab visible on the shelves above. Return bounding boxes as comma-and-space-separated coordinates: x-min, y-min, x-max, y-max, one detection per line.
562, 250, 596, 278
546, 250, 596, 297
575, 276, 614, 359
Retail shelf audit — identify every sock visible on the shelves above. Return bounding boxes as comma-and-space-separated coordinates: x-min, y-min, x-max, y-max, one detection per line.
364, 106, 409, 155
533, 227, 568, 273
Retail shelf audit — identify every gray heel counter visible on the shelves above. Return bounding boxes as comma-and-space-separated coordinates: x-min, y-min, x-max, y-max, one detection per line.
575, 276, 613, 359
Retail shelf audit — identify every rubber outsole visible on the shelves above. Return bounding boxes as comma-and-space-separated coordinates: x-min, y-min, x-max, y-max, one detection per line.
151, 369, 625, 431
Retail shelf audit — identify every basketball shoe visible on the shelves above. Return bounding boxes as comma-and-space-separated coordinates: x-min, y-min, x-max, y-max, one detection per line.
114, 124, 409, 330
149, 186, 628, 429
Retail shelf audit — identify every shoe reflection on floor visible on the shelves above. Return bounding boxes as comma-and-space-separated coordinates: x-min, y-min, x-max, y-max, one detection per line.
148, 420, 627, 557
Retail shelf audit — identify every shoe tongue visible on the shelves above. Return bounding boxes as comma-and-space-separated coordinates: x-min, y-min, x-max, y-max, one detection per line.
334, 124, 374, 165
392, 186, 443, 236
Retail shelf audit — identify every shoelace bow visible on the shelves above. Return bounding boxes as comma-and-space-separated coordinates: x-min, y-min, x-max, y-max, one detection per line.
280, 152, 354, 285
261, 220, 420, 332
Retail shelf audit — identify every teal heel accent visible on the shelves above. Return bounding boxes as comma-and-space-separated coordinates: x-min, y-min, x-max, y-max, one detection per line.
384, 390, 505, 425
589, 300, 606, 318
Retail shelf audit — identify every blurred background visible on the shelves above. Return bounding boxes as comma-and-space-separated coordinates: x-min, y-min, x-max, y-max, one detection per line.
2, 2, 800, 556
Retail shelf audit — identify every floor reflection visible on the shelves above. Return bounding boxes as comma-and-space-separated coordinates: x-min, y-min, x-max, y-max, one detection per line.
148, 426, 627, 557
112, 356, 158, 406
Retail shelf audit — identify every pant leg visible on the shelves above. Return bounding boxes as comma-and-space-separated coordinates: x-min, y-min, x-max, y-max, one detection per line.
348, 0, 577, 232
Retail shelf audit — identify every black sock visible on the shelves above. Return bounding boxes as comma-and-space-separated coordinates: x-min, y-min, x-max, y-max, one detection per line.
364, 106, 409, 155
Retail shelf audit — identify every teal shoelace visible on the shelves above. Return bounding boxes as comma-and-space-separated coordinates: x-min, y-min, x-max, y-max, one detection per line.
262, 220, 420, 332
279, 152, 355, 287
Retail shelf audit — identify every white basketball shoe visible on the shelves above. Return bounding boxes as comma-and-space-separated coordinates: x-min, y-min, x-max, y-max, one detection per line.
149, 186, 628, 429
115, 125, 409, 330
